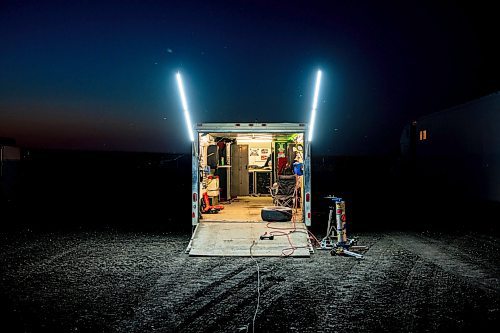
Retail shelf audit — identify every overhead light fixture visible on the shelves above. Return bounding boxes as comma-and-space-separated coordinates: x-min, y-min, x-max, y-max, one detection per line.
236, 134, 273, 144
176, 72, 195, 142
236, 139, 273, 144
308, 70, 322, 142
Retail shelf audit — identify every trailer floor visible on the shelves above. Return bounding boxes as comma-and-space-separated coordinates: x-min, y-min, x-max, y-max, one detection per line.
205, 196, 303, 222
0, 230, 499, 332
188, 221, 311, 256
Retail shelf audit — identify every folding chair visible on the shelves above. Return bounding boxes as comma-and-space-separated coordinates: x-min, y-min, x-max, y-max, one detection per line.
269, 175, 296, 208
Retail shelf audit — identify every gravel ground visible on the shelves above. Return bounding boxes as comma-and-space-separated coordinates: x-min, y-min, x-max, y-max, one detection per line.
0, 230, 499, 332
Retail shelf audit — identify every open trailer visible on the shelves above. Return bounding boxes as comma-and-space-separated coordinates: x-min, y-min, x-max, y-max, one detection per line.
176, 70, 322, 257
186, 123, 313, 256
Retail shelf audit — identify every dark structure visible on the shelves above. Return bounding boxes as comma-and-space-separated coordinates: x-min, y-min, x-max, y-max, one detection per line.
0, 137, 21, 207
400, 93, 500, 227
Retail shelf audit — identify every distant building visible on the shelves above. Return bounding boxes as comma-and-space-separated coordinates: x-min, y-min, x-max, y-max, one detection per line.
1, 137, 21, 205
401, 92, 500, 203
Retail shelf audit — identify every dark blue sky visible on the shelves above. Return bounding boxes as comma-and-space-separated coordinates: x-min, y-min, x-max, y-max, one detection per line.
1, 0, 498, 154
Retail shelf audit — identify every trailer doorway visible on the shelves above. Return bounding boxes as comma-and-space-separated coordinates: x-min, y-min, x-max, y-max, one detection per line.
197, 130, 305, 223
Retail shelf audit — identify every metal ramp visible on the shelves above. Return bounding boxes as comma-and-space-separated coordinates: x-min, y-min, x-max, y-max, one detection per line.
187, 222, 311, 257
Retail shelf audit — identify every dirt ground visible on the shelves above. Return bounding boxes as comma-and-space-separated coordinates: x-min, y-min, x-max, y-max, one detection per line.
0, 230, 498, 332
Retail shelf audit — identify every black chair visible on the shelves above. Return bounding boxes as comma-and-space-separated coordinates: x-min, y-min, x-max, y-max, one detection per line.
270, 175, 296, 208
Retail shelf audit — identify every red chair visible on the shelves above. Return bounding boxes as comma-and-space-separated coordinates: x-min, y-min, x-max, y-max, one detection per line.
201, 192, 224, 214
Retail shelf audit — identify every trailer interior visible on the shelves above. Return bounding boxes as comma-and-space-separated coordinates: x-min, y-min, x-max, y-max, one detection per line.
197, 131, 305, 223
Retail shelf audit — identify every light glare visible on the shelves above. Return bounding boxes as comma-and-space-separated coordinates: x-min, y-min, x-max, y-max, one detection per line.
176, 72, 195, 142
308, 70, 322, 142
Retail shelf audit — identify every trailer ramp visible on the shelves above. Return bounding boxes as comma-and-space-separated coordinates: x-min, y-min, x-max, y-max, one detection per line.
187, 221, 311, 257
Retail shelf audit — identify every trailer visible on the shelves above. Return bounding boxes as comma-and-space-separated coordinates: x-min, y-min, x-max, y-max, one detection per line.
175, 70, 322, 256
185, 122, 313, 256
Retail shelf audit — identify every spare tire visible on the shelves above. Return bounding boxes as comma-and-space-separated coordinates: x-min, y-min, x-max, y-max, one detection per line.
261, 206, 293, 222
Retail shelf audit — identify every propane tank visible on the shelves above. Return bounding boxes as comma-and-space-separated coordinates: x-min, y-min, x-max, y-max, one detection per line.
335, 200, 347, 244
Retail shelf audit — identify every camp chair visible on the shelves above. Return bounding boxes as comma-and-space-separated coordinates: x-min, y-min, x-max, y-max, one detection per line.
201, 192, 224, 214
269, 175, 296, 208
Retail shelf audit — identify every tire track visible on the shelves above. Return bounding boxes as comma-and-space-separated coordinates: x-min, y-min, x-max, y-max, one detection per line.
396, 257, 436, 332
175, 271, 260, 332
390, 232, 500, 293
14, 242, 88, 284
119, 260, 254, 332
180, 260, 296, 333
317, 235, 418, 332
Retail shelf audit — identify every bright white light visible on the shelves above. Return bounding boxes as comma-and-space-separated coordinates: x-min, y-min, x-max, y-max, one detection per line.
236, 134, 273, 144
236, 139, 273, 144
308, 70, 322, 142
176, 72, 195, 142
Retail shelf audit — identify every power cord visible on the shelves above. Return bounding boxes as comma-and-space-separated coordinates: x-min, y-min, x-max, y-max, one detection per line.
249, 240, 260, 333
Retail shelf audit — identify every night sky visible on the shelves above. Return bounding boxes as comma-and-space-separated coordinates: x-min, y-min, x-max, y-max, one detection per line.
1, 0, 498, 155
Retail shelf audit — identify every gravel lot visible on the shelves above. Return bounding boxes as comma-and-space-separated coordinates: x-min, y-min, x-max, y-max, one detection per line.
0, 230, 498, 332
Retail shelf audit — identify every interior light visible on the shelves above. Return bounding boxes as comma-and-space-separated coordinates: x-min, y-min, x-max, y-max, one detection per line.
308, 70, 322, 142
176, 72, 195, 142
235, 134, 273, 144
236, 139, 273, 144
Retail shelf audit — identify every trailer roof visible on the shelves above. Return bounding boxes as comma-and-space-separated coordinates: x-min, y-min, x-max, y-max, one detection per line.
194, 122, 308, 133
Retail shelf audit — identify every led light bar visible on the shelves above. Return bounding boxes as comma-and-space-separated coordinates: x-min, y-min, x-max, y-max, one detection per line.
176, 72, 195, 142
308, 70, 322, 142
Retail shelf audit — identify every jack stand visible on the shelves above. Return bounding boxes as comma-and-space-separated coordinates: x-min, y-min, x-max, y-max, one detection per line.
319, 195, 368, 258
319, 238, 335, 250
319, 196, 339, 250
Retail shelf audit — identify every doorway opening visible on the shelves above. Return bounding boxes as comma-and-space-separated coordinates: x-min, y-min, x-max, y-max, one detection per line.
197, 132, 304, 222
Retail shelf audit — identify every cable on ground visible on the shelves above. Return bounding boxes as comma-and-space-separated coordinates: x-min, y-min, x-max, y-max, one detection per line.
249, 240, 260, 333
265, 179, 311, 256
